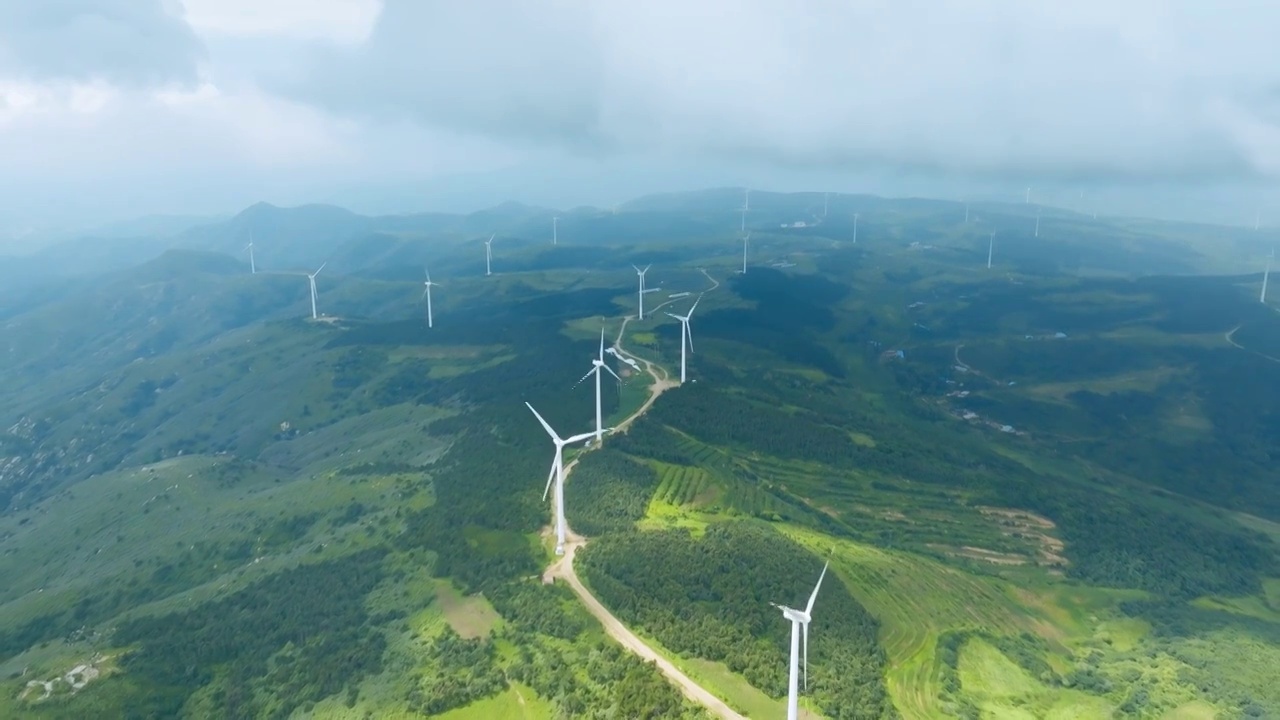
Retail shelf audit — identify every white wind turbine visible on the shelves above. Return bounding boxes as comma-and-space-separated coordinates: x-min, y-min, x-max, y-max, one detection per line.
307, 262, 326, 319
484, 234, 494, 276
772, 561, 829, 720
987, 232, 995, 270
665, 294, 701, 384
741, 232, 750, 274
553, 216, 559, 245
1262, 249, 1274, 304
526, 402, 597, 555
422, 266, 440, 328
1034, 207, 1041, 238
575, 328, 622, 443
633, 264, 651, 319
245, 233, 256, 274
853, 213, 859, 244
964, 200, 969, 223
740, 187, 751, 233
1025, 186, 1032, 204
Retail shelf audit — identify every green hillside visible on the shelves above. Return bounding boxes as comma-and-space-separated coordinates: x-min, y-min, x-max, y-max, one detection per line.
1, 190, 1278, 719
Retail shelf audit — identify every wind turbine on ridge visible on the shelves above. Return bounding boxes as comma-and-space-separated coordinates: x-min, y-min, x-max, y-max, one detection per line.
1262, 249, 1273, 304
575, 327, 623, 443
422, 266, 440, 328
665, 294, 701, 384
307, 262, 326, 319
771, 561, 829, 720
245, 232, 256, 274
633, 264, 651, 319
484, 234, 494, 276
526, 402, 597, 555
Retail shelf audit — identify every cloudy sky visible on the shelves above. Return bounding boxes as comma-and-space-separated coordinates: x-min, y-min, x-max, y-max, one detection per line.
1, 0, 1279, 231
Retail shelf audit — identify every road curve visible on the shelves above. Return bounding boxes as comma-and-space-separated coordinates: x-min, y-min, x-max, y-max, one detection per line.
547, 271, 745, 719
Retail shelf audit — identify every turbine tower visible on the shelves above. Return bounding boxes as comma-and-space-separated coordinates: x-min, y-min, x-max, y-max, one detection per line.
633, 264, 651, 319
741, 232, 750, 274
1263, 249, 1274, 304
553, 216, 559, 245
245, 233, 256, 274
526, 402, 596, 555
740, 188, 750, 233
772, 561, 829, 720
853, 213, 859, 244
422, 266, 439, 328
1034, 208, 1041, 238
575, 328, 622, 443
1025, 186, 1031, 204
987, 232, 995, 270
665, 294, 701, 384
307, 262, 326, 319
964, 201, 969, 224
484, 234, 494, 276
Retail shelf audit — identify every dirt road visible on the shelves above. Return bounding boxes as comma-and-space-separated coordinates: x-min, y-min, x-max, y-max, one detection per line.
545, 271, 745, 719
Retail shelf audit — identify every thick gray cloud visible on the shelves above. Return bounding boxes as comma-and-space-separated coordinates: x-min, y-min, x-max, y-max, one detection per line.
281, 1, 1280, 182
0, 0, 205, 86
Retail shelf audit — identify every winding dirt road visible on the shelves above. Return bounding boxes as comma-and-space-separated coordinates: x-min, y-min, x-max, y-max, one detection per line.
543, 271, 745, 720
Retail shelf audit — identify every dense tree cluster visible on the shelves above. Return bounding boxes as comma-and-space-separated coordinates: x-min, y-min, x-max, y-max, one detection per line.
565, 449, 660, 535
405, 627, 505, 715
109, 549, 389, 718
579, 522, 896, 719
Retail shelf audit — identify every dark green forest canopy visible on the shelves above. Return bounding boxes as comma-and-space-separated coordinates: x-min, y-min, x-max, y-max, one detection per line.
580, 522, 896, 719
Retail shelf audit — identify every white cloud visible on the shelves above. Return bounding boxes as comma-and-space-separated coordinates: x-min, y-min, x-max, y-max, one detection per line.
180, 0, 381, 44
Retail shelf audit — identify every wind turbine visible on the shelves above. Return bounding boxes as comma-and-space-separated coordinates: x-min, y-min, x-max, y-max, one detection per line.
633, 264, 651, 319
245, 233, 256, 274
1034, 208, 1041, 238
987, 232, 995, 270
1263, 249, 1274, 304
741, 232, 750, 274
422, 266, 439, 328
1025, 186, 1031, 204
853, 213, 859, 244
771, 561, 829, 720
740, 188, 750, 233
665, 294, 701, 384
575, 328, 622, 443
526, 402, 596, 555
307, 262, 326, 319
553, 216, 559, 245
484, 234, 494, 276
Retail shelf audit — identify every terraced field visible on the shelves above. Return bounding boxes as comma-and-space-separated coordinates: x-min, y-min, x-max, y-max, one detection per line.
781, 526, 1064, 720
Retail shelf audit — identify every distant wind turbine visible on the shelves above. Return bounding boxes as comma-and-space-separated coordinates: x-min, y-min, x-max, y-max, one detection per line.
1025, 186, 1031, 204
1034, 208, 1041, 238
772, 561, 829, 720
422, 266, 439, 328
526, 402, 596, 555
484, 234, 494, 276
853, 213, 859, 244
987, 233, 995, 270
741, 232, 750, 274
575, 328, 622, 443
307, 262, 326, 319
665, 294, 701, 384
243, 230, 256, 272
633, 264, 651, 319
1263, 249, 1274, 304
553, 216, 559, 245
964, 201, 969, 224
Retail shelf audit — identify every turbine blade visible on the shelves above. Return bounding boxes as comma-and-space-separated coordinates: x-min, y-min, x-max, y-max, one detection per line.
525, 402, 561, 442
421, 288, 429, 300
565, 431, 597, 444
315, 262, 326, 275
643, 264, 651, 273
685, 323, 694, 354
805, 561, 829, 615
664, 312, 682, 321
603, 364, 622, 382
599, 327, 606, 360
687, 293, 702, 317
542, 458, 556, 502
803, 621, 810, 692
632, 264, 641, 273
572, 367, 595, 389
